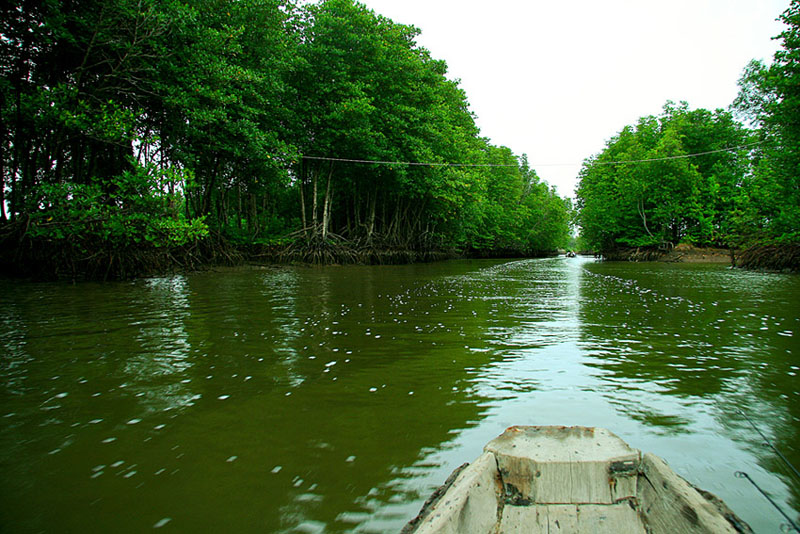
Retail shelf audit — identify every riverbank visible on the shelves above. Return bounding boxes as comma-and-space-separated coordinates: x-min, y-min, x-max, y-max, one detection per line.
735, 243, 800, 272
602, 243, 733, 264
4, 227, 798, 281
0, 233, 242, 281
600, 242, 800, 272
0, 229, 546, 281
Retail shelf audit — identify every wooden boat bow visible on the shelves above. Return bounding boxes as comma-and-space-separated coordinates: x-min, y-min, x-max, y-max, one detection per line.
403, 426, 751, 533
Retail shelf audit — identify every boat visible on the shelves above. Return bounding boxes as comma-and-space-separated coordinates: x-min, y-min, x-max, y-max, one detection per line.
402, 426, 752, 533
566, 251, 576, 258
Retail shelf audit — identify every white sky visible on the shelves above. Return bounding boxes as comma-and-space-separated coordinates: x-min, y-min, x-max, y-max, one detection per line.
358, 0, 790, 198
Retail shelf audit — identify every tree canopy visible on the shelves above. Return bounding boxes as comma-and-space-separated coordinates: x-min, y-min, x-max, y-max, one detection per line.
0, 0, 572, 276
576, 103, 752, 251
731, 0, 800, 245
576, 1, 800, 254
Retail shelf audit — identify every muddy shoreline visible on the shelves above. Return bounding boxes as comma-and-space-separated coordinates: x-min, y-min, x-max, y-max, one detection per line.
600, 243, 800, 272
601, 243, 733, 264
3, 228, 797, 281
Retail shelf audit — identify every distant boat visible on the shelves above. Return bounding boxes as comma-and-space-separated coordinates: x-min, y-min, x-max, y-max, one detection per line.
403, 426, 751, 534
566, 251, 576, 257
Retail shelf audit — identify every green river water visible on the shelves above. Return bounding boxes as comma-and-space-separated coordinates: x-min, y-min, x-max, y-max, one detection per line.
0, 257, 798, 532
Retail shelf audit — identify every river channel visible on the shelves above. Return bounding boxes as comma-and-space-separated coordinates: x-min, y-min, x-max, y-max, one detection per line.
0, 257, 798, 532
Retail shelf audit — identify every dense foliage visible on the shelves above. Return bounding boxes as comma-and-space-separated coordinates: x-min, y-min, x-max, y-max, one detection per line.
0, 0, 571, 276
576, 103, 752, 250
576, 1, 800, 254
732, 0, 800, 245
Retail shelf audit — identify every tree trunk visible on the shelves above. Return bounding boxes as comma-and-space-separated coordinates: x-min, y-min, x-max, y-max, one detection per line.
250, 193, 259, 236
0, 140, 6, 221
299, 164, 308, 236
311, 164, 319, 236
321, 163, 334, 240
354, 186, 361, 234
236, 183, 242, 230
19, 138, 35, 216
380, 193, 387, 237
385, 196, 401, 242
10, 24, 32, 222
638, 197, 654, 238
218, 186, 227, 227
201, 156, 220, 217
366, 186, 377, 241
346, 192, 353, 236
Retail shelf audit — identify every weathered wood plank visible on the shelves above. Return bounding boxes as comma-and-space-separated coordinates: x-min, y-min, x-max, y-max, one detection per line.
485, 426, 640, 504
411, 451, 501, 534
499, 503, 646, 533
404, 427, 750, 534
638, 453, 743, 533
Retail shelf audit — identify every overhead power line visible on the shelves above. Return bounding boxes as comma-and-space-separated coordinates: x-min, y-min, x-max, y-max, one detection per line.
592, 141, 764, 166
301, 155, 517, 167
301, 141, 764, 169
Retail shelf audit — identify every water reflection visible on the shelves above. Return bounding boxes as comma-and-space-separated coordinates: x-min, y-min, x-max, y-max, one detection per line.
578, 262, 800, 528
0, 301, 32, 397
0, 259, 798, 532
123, 275, 197, 414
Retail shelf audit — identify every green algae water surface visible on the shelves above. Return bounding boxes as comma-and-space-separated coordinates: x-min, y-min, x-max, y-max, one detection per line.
1, 257, 797, 532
